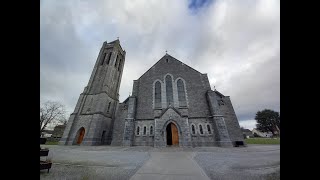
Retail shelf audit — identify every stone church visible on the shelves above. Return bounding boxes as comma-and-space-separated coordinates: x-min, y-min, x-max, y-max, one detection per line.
60, 39, 244, 147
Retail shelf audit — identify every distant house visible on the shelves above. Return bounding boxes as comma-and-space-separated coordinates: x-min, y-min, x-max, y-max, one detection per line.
49, 124, 66, 142
252, 128, 273, 138
241, 128, 253, 138
41, 129, 53, 138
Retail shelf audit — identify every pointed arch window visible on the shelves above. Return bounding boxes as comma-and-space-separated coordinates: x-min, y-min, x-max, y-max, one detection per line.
191, 124, 196, 135
150, 126, 153, 135
155, 81, 162, 108
177, 79, 187, 107
136, 126, 140, 136
199, 124, 204, 135
143, 126, 147, 135
207, 124, 212, 134
166, 75, 173, 106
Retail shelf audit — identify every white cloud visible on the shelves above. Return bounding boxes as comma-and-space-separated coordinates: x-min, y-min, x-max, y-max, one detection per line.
239, 120, 257, 130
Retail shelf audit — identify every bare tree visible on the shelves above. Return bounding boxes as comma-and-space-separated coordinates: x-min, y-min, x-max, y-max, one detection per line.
40, 101, 66, 137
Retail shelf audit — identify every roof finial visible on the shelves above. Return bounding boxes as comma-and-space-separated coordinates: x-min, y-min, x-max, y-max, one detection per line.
165, 50, 167, 54
117, 37, 119, 40
214, 86, 216, 91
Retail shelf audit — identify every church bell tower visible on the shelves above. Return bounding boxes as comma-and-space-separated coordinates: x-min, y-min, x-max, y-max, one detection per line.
60, 39, 126, 145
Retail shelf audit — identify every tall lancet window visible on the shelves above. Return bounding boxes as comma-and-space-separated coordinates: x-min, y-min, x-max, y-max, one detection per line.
106, 52, 112, 65
177, 79, 187, 107
100, 53, 107, 65
155, 81, 162, 108
166, 75, 173, 106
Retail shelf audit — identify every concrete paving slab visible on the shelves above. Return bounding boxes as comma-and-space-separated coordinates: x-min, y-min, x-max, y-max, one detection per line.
130, 152, 210, 180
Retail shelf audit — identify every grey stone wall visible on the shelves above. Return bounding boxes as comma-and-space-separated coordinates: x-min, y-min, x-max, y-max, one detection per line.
206, 90, 233, 147
86, 40, 125, 98
122, 97, 137, 146
111, 103, 128, 146
135, 55, 212, 120
188, 118, 216, 147
61, 114, 112, 145
112, 54, 243, 148
60, 114, 76, 145
219, 96, 244, 144
123, 118, 134, 146
154, 108, 192, 147
66, 114, 93, 145
133, 120, 155, 146
60, 40, 125, 146
62, 45, 244, 148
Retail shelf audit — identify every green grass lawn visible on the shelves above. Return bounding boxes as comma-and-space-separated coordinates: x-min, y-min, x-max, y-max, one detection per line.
45, 141, 59, 145
245, 138, 280, 144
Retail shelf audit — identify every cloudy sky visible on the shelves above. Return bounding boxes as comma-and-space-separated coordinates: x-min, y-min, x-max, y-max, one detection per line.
40, 0, 279, 130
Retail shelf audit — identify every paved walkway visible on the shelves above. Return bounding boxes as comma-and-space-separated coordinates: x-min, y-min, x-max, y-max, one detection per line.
130, 152, 210, 180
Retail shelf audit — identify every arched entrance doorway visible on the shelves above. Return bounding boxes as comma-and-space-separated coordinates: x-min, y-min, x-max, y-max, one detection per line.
166, 123, 179, 146
76, 127, 85, 145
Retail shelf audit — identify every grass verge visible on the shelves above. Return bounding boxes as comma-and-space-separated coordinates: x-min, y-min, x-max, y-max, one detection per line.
45, 141, 59, 145
245, 138, 280, 144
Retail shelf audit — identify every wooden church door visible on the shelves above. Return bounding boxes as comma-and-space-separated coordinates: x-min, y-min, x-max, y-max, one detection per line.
171, 123, 179, 145
77, 128, 85, 144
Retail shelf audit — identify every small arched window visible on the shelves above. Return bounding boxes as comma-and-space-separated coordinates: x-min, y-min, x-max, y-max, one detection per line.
143, 126, 147, 135
166, 75, 173, 106
136, 126, 140, 135
150, 126, 153, 135
155, 81, 162, 108
207, 124, 212, 134
177, 79, 187, 107
191, 125, 196, 135
199, 124, 203, 135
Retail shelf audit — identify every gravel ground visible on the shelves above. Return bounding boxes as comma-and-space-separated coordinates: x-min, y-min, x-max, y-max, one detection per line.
40, 146, 150, 180
40, 145, 279, 180
194, 146, 280, 180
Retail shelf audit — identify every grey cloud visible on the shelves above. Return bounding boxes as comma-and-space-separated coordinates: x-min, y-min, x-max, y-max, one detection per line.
222, 52, 280, 121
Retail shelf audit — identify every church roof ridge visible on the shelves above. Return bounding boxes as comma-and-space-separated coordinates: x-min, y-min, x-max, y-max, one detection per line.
211, 89, 225, 97
136, 53, 203, 80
